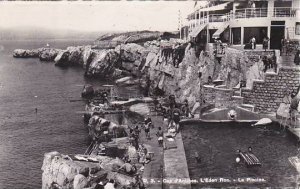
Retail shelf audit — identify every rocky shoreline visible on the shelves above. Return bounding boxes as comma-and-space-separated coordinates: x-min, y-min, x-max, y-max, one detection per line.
13, 35, 269, 106
13, 31, 294, 189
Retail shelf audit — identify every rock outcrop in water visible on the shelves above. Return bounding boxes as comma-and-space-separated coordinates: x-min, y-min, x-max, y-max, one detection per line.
13, 49, 39, 58
13, 48, 60, 61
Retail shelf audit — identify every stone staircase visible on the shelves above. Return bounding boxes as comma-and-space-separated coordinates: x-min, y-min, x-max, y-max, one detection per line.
280, 54, 296, 67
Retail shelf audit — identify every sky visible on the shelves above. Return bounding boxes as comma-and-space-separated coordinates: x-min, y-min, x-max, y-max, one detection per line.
0, 1, 200, 32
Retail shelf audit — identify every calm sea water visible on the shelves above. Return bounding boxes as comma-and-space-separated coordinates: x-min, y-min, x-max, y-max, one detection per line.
0, 39, 115, 189
182, 123, 299, 188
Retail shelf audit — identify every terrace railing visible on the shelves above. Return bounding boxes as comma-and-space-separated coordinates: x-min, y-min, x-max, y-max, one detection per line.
235, 8, 268, 19
209, 14, 230, 22
188, 7, 298, 31
273, 7, 297, 17
234, 7, 298, 19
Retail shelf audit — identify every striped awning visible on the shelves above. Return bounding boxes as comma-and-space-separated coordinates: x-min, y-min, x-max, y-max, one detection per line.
189, 24, 207, 38
212, 23, 229, 39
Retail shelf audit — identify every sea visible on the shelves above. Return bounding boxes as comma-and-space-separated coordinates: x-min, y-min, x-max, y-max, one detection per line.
0, 39, 127, 189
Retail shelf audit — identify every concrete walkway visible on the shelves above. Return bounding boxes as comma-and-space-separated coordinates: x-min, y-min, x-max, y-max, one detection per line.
140, 113, 191, 189
141, 115, 164, 189
163, 132, 191, 189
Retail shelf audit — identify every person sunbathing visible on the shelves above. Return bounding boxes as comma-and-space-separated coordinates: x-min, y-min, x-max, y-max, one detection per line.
119, 162, 137, 175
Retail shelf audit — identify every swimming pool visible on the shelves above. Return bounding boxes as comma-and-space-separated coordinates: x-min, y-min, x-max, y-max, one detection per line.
181, 122, 299, 188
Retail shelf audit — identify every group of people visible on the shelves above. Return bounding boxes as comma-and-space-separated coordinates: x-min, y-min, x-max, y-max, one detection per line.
213, 39, 226, 55
261, 55, 277, 73
281, 38, 296, 56
95, 176, 145, 189
245, 36, 270, 51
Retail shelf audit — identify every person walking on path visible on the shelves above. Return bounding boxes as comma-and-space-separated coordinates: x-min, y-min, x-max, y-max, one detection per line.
144, 114, 153, 128
156, 126, 164, 147
144, 121, 151, 140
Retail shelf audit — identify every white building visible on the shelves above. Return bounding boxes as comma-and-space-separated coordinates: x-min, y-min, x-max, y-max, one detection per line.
186, 0, 300, 50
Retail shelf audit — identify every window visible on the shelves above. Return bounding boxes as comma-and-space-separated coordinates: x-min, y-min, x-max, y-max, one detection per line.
231, 27, 241, 45
296, 22, 300, 35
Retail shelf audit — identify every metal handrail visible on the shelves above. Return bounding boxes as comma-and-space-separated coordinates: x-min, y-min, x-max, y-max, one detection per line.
187, 7, 298, 30
235, 8, 268, 19
273, 7, 297, 17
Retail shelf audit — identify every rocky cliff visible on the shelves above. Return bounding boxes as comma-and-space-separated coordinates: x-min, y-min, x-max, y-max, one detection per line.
13, 37, 265, 104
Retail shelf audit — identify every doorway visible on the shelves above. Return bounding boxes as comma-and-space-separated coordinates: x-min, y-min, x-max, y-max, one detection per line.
270, 26, 285, 49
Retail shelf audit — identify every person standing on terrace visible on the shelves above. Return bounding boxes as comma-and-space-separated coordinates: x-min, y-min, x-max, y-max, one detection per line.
263, 37, 269, 51
250, 36, 256, 50
280, 38, 285, 55
249, 1, 256, 17
181, 99, 190, 118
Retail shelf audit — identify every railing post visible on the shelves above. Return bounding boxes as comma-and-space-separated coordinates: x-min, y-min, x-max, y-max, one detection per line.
260, 8, 261, 17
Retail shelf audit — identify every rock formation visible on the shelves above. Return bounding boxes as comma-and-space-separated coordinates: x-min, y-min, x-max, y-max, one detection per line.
39, 48, 60, 61
42, 151, 138, 189
13, 35, 267, 105
13, 49, 39, 58
94, 30, 162, 48
13, 48, 60, 60
87, 116, 127, 140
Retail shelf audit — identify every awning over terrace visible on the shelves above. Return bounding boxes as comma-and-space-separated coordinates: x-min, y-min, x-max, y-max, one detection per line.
212, 23, 229, 39
196, 2, 231, 12
189, 24, 207, 38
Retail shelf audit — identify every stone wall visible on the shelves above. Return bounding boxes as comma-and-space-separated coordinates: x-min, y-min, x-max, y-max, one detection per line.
241, 66, 300, 113
202, 85, 242, 108
215, 87, 235, 108
202, 85, 216, 104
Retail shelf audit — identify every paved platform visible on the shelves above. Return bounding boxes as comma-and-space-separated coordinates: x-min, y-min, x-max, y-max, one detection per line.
140, 113, 191, 189
141, 115, 164, 189
163, 132, 191, 189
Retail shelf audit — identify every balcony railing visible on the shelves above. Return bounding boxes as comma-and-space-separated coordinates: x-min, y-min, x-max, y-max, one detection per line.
189, 7, 298, 27
234, 7, 297, 19
209, 14, 230, 22
273, 7, 297, 17
235, 8, 268, 19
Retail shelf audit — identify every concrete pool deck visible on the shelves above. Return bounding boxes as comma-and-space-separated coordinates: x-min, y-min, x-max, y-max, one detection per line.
141, 115, 191, 189
141, 116, 164, 189
163, 132, 191, 189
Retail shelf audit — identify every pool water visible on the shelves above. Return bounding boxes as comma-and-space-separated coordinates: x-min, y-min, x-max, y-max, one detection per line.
181, 122, 299, 188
